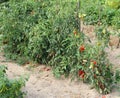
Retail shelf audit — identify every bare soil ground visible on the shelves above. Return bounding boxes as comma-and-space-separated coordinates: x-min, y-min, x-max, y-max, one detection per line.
0, 25, 120, 98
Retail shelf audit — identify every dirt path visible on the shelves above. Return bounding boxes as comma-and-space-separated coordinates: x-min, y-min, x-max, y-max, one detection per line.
0, 48, 120, 98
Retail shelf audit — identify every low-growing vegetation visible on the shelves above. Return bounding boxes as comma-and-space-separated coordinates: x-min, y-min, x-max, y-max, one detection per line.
0, 0, 120, 96
0, 65, 28, 98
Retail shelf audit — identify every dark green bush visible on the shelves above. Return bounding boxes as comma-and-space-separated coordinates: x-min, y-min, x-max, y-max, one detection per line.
1, 0, 78, 64
0, 0, 9, 3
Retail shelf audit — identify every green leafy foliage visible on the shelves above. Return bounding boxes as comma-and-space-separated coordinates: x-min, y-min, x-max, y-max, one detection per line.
0, 65, 28, 98
81, 0, 120, 28
115, 70, 120, 83
50, 30, 114, 94
0, 0, 9, 4
95, 26, 110, 47
105, 0, 120, 9
0, 0, 77, 64
0, 0, 120, 95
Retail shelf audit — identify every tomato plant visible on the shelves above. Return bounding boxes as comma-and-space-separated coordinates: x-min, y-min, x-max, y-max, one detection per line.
0, 65, 28, 98
0, 0, 120, 95
81, 0, 120, 29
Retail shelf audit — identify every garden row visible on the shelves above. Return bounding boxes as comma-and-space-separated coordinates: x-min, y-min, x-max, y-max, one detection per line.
0, 0, 120, 97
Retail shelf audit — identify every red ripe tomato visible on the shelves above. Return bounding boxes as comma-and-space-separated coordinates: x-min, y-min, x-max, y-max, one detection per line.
79, 45, 85, 52
78, 70, 85, 79
78, 70, 84, 76
93, 61, 97, 65
91, 60, 97, 65
81, 73, 85, 79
